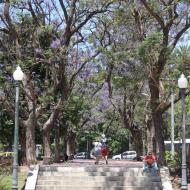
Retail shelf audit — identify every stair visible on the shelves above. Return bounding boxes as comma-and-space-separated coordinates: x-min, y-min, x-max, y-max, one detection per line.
35, 165, 162, 190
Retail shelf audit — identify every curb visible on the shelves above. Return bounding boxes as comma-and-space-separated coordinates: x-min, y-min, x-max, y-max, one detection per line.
160, 166, 173, 190
24, 165, 39, 190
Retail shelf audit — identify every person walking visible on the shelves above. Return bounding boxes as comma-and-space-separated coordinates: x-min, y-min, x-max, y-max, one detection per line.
90, 141, 102, 164
100, 134, 108, 164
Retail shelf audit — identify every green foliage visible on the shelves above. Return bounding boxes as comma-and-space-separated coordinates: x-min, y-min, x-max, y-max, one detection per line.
108, 126, 130, 156
38, 95, 54, 105
0, 108, 14, 146
62, 94, 91, 128
149, 0, 160, 12
89, 71, 106, 85
1, 0, 190, 162
0, 173, 26, 190
109, 140, 122, 155
0, 144, 3, 151
138, 32, 163, 64
38, 25, 53, 49
173, 45, 190, 74
165, 151, 180, 168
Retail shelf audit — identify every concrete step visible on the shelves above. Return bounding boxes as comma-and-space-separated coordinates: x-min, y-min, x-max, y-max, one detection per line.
36, 166, 162, 190
37, 175, 161, 182
39, 166, 143, 173
35, 185, 162, 190
38, 166, 159, 177
36, 179, 162, 186
38, 171, 159, 177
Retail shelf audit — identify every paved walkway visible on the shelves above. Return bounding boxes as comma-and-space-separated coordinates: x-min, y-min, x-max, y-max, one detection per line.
50, 159, 144, 167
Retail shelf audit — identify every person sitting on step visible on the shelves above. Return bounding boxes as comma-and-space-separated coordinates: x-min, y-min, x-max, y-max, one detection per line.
143, 151, 159, 173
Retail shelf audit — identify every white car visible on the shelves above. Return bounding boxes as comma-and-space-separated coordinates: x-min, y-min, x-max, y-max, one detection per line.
74, 152, 90, 159
112, 151, 137, 160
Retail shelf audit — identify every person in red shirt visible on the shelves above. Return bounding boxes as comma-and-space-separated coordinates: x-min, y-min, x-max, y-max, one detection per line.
100, 134, 109, 164
143, 151, 158, 172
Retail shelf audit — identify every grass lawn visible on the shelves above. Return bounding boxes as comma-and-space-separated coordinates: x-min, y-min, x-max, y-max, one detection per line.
0, 173, 27, 190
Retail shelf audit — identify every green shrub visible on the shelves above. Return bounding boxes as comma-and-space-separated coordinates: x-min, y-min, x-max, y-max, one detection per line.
0, 174, 26, 190
0, 176, 12, 190
165, 150, 180, 168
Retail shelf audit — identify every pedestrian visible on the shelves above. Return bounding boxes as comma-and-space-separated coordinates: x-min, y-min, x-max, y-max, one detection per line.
143, 151, 159, 173
100, 134, 108, 164
90, 141, 102, 164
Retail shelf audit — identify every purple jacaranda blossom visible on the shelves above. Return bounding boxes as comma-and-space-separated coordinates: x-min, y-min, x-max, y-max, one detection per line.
86, 70, 91, 77
50, 38, 61, 49
35, 48, 43, 54
100, 93, 109, 101
115, 95, 123, 103
79, 69, 91, 78
60, 35, 65, 44
102, 82, 108, 89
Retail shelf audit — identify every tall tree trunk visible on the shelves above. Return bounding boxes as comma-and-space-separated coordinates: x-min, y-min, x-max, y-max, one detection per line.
54, 121, 60, 163
121, 97, 143, 156
149, 74, 166, 165
42, 128, 51, 157
20, 125, 26, 164
24, 119, 36, 165
121, 102, 143, 155
145, 115, 155, 153
153, 112, 165, 165
128, 133, 132, 151
42, 98, 62, 162
131, 128, 143, 156
63, 123, 69, 156
66, 131, 76, 158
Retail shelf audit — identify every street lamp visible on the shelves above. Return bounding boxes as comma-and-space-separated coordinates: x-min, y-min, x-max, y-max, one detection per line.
168, 65, 175, 156
85, 131, 89, 159
170, 90, 175, 156
12, 66, 24, 190
178, 73, 188, 190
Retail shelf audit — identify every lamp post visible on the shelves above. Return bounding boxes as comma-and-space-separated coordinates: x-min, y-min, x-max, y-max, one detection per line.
12, 66, 24, 190
168, 65, 175, 156
178, 73, 188, 190
85, 131, 89, 159
170, 90, 175, 156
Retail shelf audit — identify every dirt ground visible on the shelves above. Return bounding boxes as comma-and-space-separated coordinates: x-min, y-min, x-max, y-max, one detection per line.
170, 173, 190, 190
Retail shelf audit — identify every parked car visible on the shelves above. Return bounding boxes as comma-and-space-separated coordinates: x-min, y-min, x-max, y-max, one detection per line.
112, 151, 137, 160
74, 152, 90, 159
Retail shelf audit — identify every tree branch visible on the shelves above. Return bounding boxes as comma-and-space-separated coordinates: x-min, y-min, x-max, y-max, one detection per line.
69, 51, 100, 88
140, 0, 165, 29
28, 1, 39, 25
71, 2, 113, 35
172, 22, 190, 48
59, 0, 68, 23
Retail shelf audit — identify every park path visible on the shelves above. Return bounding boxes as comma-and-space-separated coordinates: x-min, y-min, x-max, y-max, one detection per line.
50, 159, 144, 168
